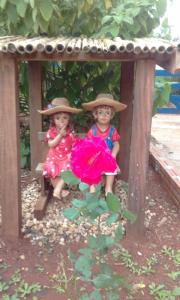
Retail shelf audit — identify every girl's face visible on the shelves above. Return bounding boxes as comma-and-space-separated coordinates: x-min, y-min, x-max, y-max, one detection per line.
93, 105, 114, 125
53, 112, 70, 130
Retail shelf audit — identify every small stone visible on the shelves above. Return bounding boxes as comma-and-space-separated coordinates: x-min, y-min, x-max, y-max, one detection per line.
157, 217, 167, 227
19, 255, 25, 260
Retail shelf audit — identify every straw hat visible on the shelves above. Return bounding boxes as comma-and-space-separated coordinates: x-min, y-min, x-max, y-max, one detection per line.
82, 93, 127, 112
38, 97, 82, 115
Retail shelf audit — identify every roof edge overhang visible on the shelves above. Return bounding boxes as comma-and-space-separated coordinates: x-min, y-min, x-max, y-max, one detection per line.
0, 36, 179, 73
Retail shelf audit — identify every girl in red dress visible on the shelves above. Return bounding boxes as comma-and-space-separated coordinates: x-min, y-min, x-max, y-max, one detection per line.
38, 97, 82, 199
82, 93, 127, 196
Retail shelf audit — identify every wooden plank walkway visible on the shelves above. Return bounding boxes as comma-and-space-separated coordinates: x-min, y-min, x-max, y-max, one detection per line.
150, 114, 180, 207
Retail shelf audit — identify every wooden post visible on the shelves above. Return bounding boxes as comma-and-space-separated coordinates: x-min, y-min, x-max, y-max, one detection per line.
127, 60, 155, 237
118, 62, 134, 181
0, 57, 21, 239
28, 61, 42, 177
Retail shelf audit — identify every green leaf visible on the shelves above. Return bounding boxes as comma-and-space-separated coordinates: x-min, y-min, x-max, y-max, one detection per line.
90, 289, 102, 300
29, 0, 34, 9
16, 1, 27, 18
122, 210, 137, 223
79, 248, 92, 258
105, 213, 119, 225
115, 224, 123, 241
72, 199, 87, 208
157, 0, 167, 16
75, 256, 92, 278
63, 207, 80, 220
87, 235, 97, 249
38, 0, 53, 21
92, 274, 112, 288
79, 294, 89, 300
102, 15, 112, 25
106, 290, 119, 300
61, 170, 80, 185
173, 287, 180, 296
79, 182, 89, 191
106, 193, 121, 213
6, 3, 18, 23
0, 0, 7, 9
99, 263, 112, 275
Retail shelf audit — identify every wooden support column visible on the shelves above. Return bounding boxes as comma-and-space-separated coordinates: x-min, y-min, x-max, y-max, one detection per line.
118, 62, 134, 181
127, 60, 155, 238
0, 57, 21, 239
28, 61, 42, 177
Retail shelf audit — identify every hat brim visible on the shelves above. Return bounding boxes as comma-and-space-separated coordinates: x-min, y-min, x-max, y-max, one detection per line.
38, 105, 82, 115
82, 98, 127, 112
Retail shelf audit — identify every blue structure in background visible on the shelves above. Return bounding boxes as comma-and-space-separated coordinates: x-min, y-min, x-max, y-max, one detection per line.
155, 69, 180, 114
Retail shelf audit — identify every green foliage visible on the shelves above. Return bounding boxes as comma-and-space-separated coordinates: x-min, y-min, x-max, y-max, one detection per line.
20, 127, 30, 169
0, 0, 166, 37
161, 246, 180, 266
62, 170, 136, 299
153, 78, 171, 115
112, 248, 158, 275
149, 283, 180, 300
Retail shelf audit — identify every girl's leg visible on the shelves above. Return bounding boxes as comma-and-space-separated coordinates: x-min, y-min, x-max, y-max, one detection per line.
51, 177, 70, 199
105, 175, 114, 196
51, 177, 65, 199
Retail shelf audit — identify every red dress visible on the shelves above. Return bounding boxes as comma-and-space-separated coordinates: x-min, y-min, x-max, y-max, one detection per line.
43, 126, 75, 178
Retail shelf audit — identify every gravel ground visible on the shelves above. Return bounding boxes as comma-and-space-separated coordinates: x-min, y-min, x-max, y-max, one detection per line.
9, 174, 128, 247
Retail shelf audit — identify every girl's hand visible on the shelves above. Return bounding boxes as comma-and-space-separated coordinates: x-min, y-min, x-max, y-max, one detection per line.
58, 126, 66, 137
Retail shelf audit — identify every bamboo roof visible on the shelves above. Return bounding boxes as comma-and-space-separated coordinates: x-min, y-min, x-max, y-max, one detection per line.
0, 36, 180, 72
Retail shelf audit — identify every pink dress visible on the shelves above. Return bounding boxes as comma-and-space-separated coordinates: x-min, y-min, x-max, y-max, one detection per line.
43, 126, 75, 178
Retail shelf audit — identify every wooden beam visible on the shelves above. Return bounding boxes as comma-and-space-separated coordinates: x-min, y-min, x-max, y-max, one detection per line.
118, 62, 134, 181
28, 61, 42, 177
0, 57, 21, 239
127, 60, 155, 238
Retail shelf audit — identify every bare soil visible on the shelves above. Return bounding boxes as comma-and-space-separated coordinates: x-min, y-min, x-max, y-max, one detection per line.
0, 166, 179, 300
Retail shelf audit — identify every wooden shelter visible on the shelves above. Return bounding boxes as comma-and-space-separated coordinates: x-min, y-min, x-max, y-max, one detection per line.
0, 36, 180, 240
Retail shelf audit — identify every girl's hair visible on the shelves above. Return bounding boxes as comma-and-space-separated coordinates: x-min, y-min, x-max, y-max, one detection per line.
49, 112, 74, 131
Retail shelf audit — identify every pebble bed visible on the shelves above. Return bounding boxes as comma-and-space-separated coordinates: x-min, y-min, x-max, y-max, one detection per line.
0, 172, 128, 247
24, 179, 128, 246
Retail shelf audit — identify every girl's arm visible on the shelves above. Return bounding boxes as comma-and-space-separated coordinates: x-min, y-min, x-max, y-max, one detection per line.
48, 126, 66, 148
111, 141, 120, 158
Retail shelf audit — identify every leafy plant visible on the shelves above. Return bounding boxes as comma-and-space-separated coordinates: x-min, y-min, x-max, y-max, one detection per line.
161, 246, 180, 266
0, 0, 166, 37
0, 262, 10, 270
112, 248, 158, 275
2, 295, 20, 300
168, 271, 180, 281
9, 270, 21, 285
50, 254, 71, 294
149, 283, 180, 300
0, 280, 9, 292
153, 78, 171, 115
16, 281, 42, 298
61, 171, 135, 299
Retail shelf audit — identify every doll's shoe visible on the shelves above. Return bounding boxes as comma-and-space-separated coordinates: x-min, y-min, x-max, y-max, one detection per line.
53, 190, 61, 200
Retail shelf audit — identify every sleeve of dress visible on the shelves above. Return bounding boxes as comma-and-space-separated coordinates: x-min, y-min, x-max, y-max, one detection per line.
86, 128, 93, 138
44, 127, 56, 142
112, 128, 120, 142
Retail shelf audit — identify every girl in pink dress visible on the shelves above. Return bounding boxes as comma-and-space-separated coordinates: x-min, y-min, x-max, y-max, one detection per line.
38, 97, 82, 199
82, 93, 127, 196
